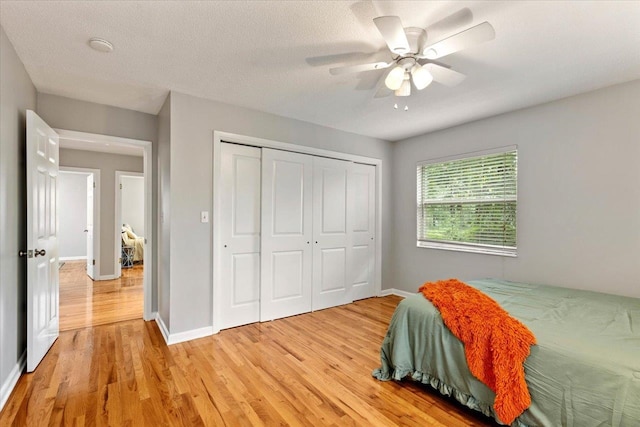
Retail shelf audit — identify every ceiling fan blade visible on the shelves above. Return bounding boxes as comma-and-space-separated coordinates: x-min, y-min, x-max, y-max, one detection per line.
373, 70, 393, 98
373, 16, 411, 55
423, 63, 466, 87
329, 61, 392, 75
421, 21, 495, 59
374, 85, 393, 98
373, 86, 393, 98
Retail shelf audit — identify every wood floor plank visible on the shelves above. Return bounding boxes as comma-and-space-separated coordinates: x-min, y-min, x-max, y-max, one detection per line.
1, 295, 498, 426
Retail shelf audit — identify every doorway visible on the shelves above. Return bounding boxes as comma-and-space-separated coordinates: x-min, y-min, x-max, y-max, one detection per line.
56, 129, 153, 330
58, 167, 100, 278
115, 171, 145, 278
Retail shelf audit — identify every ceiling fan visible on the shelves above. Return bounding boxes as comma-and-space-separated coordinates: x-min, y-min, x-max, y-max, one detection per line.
329, 16, 495, 97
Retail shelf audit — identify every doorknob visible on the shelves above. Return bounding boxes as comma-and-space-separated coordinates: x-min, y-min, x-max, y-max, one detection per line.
34, 249, 46, 257
19, 250, 29, 257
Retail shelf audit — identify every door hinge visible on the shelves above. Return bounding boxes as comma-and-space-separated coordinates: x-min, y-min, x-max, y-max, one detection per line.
93, 181, 96, 188
120, 183, 122, 189
93, 259, 96, 266
119, 257, 122, 264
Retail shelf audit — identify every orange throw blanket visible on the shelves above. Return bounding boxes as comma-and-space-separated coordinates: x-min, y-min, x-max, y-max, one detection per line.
419, 279, 536, 425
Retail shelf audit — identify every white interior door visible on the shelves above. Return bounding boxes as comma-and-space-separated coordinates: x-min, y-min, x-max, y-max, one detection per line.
312, 157, 352, 311
86, 174, 95, 279
26, 110, 59, 372
219, 143, 262, 329
260, 148, 313, 321
349, 163, 376, 300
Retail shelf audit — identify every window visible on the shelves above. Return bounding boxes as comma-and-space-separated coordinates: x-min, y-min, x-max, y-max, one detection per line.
417, 147, 517, 256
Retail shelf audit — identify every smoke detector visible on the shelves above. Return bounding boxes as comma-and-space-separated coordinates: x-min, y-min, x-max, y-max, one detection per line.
88, 38, 113, 53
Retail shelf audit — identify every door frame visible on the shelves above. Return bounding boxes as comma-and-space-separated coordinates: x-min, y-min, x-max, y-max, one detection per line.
59, 167, 101, 275
212, 131, 383, 334
114, 171, 145, 278
55, 129, 154, 321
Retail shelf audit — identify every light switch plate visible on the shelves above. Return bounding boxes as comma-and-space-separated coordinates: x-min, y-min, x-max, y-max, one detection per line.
201, 211, 209, 223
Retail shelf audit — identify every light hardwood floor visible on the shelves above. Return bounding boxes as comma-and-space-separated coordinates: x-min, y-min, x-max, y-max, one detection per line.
1, 295, 495, 426
59, 260, 144, 331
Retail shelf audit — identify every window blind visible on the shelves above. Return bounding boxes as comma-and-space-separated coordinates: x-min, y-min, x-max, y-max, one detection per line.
417, 148, 517, 255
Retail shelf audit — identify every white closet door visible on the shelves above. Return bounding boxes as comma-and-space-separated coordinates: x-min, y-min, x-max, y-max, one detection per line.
312, 156, 352, 311
220, 143, 262, 329
350, 163, 376, 300
260, 149, 313, 321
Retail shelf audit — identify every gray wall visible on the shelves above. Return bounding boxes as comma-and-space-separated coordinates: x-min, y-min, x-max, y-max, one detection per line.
157, 95, 171, 328
0, 25, 36, 404
121, 175, 145, 237
162, 91, 394, 334
58, 172, 89, 259
391, 79, 640, 298
37, 94, 159, 307
60, 149, 143, 276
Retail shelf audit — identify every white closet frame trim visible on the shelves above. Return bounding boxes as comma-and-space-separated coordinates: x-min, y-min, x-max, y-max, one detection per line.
212, 131, 383, 334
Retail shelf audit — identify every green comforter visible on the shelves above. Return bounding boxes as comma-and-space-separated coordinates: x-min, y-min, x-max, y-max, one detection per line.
373, 279, 640, 426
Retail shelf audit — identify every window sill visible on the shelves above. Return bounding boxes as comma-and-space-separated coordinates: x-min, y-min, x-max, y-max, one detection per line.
416, 241, 517, 257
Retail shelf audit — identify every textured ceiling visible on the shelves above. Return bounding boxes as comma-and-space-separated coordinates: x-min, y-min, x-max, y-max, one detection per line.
2, 1, 640, 141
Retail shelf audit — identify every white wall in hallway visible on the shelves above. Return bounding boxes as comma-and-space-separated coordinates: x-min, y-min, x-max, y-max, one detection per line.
59, 171, 89, 259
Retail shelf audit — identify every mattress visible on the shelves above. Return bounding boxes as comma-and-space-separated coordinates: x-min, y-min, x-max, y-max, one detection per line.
372, 279, 640, 426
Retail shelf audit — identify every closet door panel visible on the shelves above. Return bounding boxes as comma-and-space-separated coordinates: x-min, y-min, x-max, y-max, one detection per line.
351, 245, 369, 284
271, 250, 304, 299
320, 169, 347, 233
320, 248, 347, 292
272, 160, 305, 235
312, 157, 352, 310
261, 149, 313, 321
231, 253, 260, 304
350, 163, 376, 300
220, 143, 262, 329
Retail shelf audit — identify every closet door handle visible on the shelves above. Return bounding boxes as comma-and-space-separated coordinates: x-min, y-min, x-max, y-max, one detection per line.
34, 249, 46, 257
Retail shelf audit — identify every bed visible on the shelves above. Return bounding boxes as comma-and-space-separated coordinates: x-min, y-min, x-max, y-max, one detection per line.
122, 224, 144, 262
373, 279, 640, 426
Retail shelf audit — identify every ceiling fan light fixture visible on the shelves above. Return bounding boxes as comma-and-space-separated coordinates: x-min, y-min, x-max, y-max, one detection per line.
385, 66, 405, 91
411, 64, 433, 90
395, 79, 411, 97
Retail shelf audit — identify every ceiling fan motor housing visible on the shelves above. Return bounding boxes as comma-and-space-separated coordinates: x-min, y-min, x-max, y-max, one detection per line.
398, 57, 417, 70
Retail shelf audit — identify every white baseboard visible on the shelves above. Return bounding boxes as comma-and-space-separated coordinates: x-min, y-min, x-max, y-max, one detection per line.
96, 274, 117, 281
167, 326, 214, 345
155, 315, 170, 344
0, 351, 25, 412
154, 315, 213, 346
59, 256, 87, 261
379, 288, 417, 299
144, 311, 158, 322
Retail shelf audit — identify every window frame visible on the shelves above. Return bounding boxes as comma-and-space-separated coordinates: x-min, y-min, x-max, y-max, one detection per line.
416, 146, 518, 257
